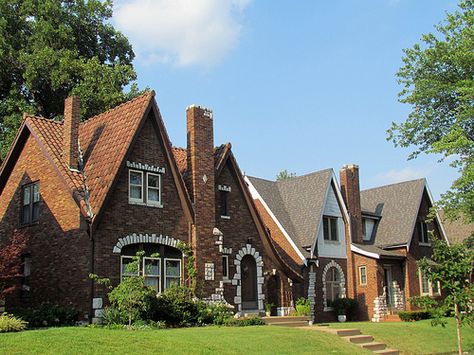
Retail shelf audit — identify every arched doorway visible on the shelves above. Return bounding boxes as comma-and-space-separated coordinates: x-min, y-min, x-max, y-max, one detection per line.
241, 255, 258, 310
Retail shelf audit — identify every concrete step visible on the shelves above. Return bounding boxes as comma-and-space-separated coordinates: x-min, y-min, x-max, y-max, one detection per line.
359, 342, 387, 351
333, 328, 361, 337
374, 349, 399, 355
344, 334, 374, 344
262, 316, 309, 323
267, 321, 309, 327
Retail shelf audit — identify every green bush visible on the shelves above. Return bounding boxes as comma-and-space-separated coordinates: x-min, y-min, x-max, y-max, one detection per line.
0, 313, 28, 332
330, 298, 358, 319
15, 303, 78, 328
223, 316, 266, 327
398, 310, 432, 322
101, 306, 126, 326
197, 302, 232, 325
408, 296, 439, 310
295, 298, 310, 316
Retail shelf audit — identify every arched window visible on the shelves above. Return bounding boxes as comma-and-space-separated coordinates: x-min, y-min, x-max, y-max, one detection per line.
325, 267, 341, 302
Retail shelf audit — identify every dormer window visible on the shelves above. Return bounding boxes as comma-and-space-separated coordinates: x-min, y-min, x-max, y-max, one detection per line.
362, 218, 376, 241
418, 221, 430, 245
323, 216, 338, 241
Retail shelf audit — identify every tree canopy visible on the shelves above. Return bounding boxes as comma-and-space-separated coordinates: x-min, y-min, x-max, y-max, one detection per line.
0, 0, 141, 159
388, 0, 474, 223
276, 169, 296, 181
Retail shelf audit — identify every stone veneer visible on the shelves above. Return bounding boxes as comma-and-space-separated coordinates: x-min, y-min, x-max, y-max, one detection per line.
372, 290, 388, 322
322, 260, 346, 311
112, 233, 181, 254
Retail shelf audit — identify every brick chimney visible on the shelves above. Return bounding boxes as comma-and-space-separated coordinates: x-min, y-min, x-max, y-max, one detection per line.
340, 164, 363, 243
186, 105, 220, 296
63, 96, 80, 169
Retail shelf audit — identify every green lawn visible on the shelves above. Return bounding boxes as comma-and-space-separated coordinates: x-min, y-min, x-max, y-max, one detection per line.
0, 325, 369, 355
329, 318, 474, 355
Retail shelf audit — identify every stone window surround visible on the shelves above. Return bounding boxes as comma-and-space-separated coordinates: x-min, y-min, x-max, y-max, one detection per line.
232, 244, 264, 313
112, 233, 180, 254
322, 260, 346, 312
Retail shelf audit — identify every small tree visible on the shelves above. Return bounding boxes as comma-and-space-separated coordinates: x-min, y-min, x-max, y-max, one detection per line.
276, 169, 296, 181
0, 234, 27, 301
418, 235, 473, 355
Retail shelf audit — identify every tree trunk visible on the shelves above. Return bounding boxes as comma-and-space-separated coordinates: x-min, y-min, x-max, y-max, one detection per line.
454, 303, 462, 355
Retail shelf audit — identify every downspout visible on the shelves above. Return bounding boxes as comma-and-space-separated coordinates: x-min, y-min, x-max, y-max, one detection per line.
87, 218, 94, 323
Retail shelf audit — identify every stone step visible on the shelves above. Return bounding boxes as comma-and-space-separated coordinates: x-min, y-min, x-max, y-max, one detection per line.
267, 321, 309, 327
344, 334, 374, 344
359, 342, 387, 351
262, 316, 309, 323
333, 328, 361, 337
374, 349, 399, 355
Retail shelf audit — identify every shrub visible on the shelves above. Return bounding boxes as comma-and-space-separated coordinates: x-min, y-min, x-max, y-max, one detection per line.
398, 310, 432, 322
197, 301, 232, 325
15, 303, 78, 328
223, 316, 266, 327
408, 295, 439, 310
0, 313, 27, 332
330, 298, 358, 320
295, 298, 310, 316
101, 306, 126, 326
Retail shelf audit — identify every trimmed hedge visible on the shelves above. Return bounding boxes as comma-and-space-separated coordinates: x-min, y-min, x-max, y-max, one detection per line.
398, 310, 432, 322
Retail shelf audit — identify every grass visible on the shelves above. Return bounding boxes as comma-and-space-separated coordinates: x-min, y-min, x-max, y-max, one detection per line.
329, 318, 474, 355
0, 325, 369, 355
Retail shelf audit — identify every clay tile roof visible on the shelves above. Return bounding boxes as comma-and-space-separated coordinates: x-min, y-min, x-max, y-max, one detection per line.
25, 91, 154, 216
171, 143, 230, 177
360, 179, 426, 247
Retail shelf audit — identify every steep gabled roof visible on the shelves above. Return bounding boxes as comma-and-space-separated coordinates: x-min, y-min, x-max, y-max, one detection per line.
439, 210, 473, 244
247, 169, 333, 257
360, 179, 426, 247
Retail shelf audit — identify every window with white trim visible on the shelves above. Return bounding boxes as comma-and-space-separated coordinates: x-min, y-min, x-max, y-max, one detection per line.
323, 216, 338, 241
418, 221, 430, 245
222, 255, 229, 280
121, 256, 139, 279
325, 267, 341, 301
419, 269, 440, 296
143, 257, 161, 293
147, 173, 162, 206
129, 170, 143, 203
165, 259, 181, 289
21, 182, 40, 225
359, 266, 367, 285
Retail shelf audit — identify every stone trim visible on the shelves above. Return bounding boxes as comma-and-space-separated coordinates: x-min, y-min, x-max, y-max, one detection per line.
308, 270, 316, 324
112, 233, 180, 254
232, 244, 264, 313
322, 260, 346, 312
126, 161, 165, 174
372, 290, 388, 322
218, 184, 231, 192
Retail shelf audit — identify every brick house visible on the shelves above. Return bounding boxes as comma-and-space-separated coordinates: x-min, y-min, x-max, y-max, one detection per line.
0, 92, 298, 321
247, 164, 449, 322
245, 170, 351, 322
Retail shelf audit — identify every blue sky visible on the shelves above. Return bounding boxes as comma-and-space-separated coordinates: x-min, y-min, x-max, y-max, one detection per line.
113, 0, 460, 199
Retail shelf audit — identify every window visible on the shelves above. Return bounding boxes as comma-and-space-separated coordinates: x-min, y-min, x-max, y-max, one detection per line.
165, 259, 181, 289
362, 219, 375, 241
323, 216, 338, 241
418, 221, 430, 245
419, 269, 441, 296
220, 191, 229, 217
22, 255, 31, 292
359, 266, 367, 285
143, 257, 161, 293
21, 183, 40, 225
326, 267, 341, 302
147, 173, 161, 206
121, 256, 139, 279
129, 170, 143, 203
222, 256, 229, 280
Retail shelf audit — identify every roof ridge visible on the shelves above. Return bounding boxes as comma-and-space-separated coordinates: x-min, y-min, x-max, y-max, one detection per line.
362, 178, 425, 192
275, 168, 332, 184
27, 115, 63, 124
81, 90, 154, 126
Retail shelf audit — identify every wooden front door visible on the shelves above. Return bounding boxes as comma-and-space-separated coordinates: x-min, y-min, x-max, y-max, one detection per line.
241, 255, 258, 310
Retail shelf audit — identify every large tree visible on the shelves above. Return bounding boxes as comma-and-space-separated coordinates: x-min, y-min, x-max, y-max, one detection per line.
0, 0, 140, 159
388, 1, 474, 222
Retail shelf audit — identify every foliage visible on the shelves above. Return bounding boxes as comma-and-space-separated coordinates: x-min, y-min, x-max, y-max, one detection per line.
0, 234, 26, 299
0, 313, 27, 332
276, 170, 296, 181
264, 302, 274, 313
330, 298, 358, 319
418, 235, 474, 354
101, 306, 126, 326
398, 310, 433, 322
197, 302, 232, 326
409, 295, 440, 310
294, 298, 310, 316
222, 316, 266, 327
15, 303, 78, 328
0, 0, 142, 159
176, 241, 197, 295
387, 0, 474, 222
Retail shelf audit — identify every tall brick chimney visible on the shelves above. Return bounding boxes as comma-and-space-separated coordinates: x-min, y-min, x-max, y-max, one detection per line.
340, 164, 363, 243
63, 96, 80, 170
186, 105, 220, 296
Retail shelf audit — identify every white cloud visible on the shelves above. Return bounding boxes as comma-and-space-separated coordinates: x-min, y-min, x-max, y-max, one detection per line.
114, 0, 252, 67
374, 167, 431, 185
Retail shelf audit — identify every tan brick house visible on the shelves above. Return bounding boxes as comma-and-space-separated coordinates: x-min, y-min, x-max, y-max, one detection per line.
0, 92, 298, 321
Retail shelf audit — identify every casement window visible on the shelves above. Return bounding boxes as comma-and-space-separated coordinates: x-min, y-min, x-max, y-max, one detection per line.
323, 216, 338, 241
325, 267, 341, 302
165, 259, 181, 289
418, 221, 430, 245
419, 269, 440, 296
129, 170, 144, 203
359, 266, 367, 286
222, 255, 229, 280
143, 257, 161, 293
220, 191, 229, 218
121, 256, 140, 279
362, 219, 376, 241
129, 170, 162, 206
21, 182, 40, 225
